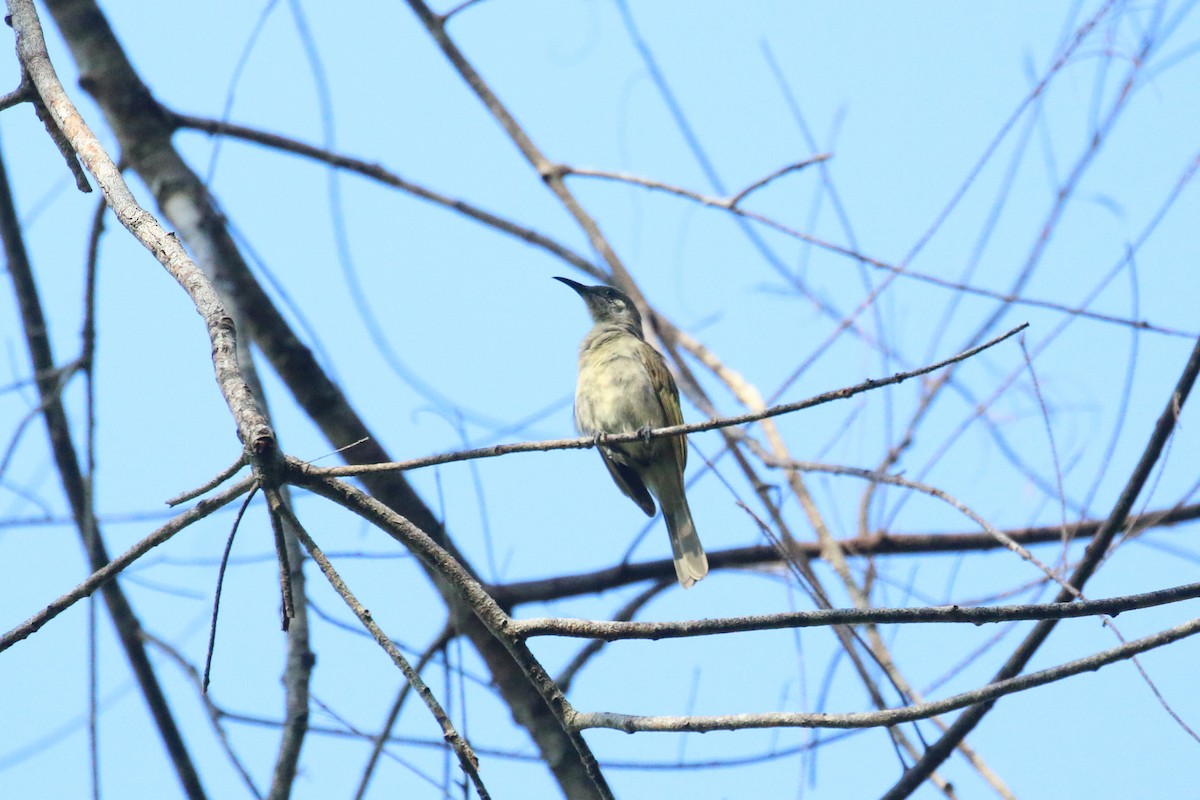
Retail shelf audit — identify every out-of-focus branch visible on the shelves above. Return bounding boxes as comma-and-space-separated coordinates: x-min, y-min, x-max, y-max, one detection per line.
556, 580, 670, 693
354, 624, 454, 800
145, 634, 265, 799
865, 2, 1162, 566
0, 88, 213, 799
561, 165, 1191, 339
490, 502, 1200, 604
170, 113, 603, 281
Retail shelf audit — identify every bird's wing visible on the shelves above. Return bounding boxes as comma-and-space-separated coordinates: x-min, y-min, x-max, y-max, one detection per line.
640, 342, 687, 470
599, 449, 656, 516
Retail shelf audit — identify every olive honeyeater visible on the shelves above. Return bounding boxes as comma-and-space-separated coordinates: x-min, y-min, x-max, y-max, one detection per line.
555, 277, 708, 588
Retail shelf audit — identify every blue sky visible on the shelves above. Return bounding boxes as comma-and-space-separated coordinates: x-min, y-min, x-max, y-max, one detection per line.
2, 2, 1200, 798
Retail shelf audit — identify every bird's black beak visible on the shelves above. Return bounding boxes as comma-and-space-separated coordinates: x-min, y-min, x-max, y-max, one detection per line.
554, 276, 610, 324
553, 276, 589, 297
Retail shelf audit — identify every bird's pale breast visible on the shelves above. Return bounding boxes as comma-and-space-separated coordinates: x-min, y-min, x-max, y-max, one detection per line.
574, 333, 665, 437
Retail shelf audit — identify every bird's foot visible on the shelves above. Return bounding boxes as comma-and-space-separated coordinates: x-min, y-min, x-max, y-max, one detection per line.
638, 425, 654, 445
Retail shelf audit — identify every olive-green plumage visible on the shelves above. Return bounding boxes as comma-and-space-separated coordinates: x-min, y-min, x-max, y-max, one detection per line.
555, 276, 708, 588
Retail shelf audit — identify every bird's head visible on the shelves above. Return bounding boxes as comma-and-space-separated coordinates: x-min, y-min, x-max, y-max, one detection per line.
554, 276, 644, 336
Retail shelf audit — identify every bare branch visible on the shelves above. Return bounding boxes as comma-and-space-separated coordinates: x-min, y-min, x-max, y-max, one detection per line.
264, 487, 296, 630
171, 113, 603, 280
562, 165, 1192, 339
750, 456, 1075, 595
728, 155, 832, 207
354, 624, 455, 800
203, 486, 259, 693
514, 581, 1200, 640
311, 322, 1028, 479
0, 67, 91, 190
0, 70, 33, 108
573, 615, 1200, 732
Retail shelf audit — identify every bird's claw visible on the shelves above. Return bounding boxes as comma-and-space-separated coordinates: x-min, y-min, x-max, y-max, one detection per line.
638, 425, 654, 445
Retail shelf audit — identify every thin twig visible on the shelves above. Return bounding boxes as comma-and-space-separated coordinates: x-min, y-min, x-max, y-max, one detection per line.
0, 70, 33, 108
287, 459, 613, 799
168, 454, 249, 506
18, 62, 91, 192
264, 486, 296, 630
439, 0, 489, 22
203, 486, 259, 692
751, 455, 1076, 596
1020, 336, 1069, 549
145, 634, 265, 799
171, 112, 601, 280
354, 624, 455, 800
728, 155, 832, 207
562, 166, 1191, 339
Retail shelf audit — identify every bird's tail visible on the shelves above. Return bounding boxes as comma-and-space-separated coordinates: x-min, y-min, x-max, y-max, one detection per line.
664, 497, 708, 589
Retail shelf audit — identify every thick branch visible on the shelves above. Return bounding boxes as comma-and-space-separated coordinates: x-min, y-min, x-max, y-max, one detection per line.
10, 0, 273, 456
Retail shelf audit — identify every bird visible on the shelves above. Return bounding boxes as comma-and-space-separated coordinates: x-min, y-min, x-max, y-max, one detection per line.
554, 276, 708, 588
